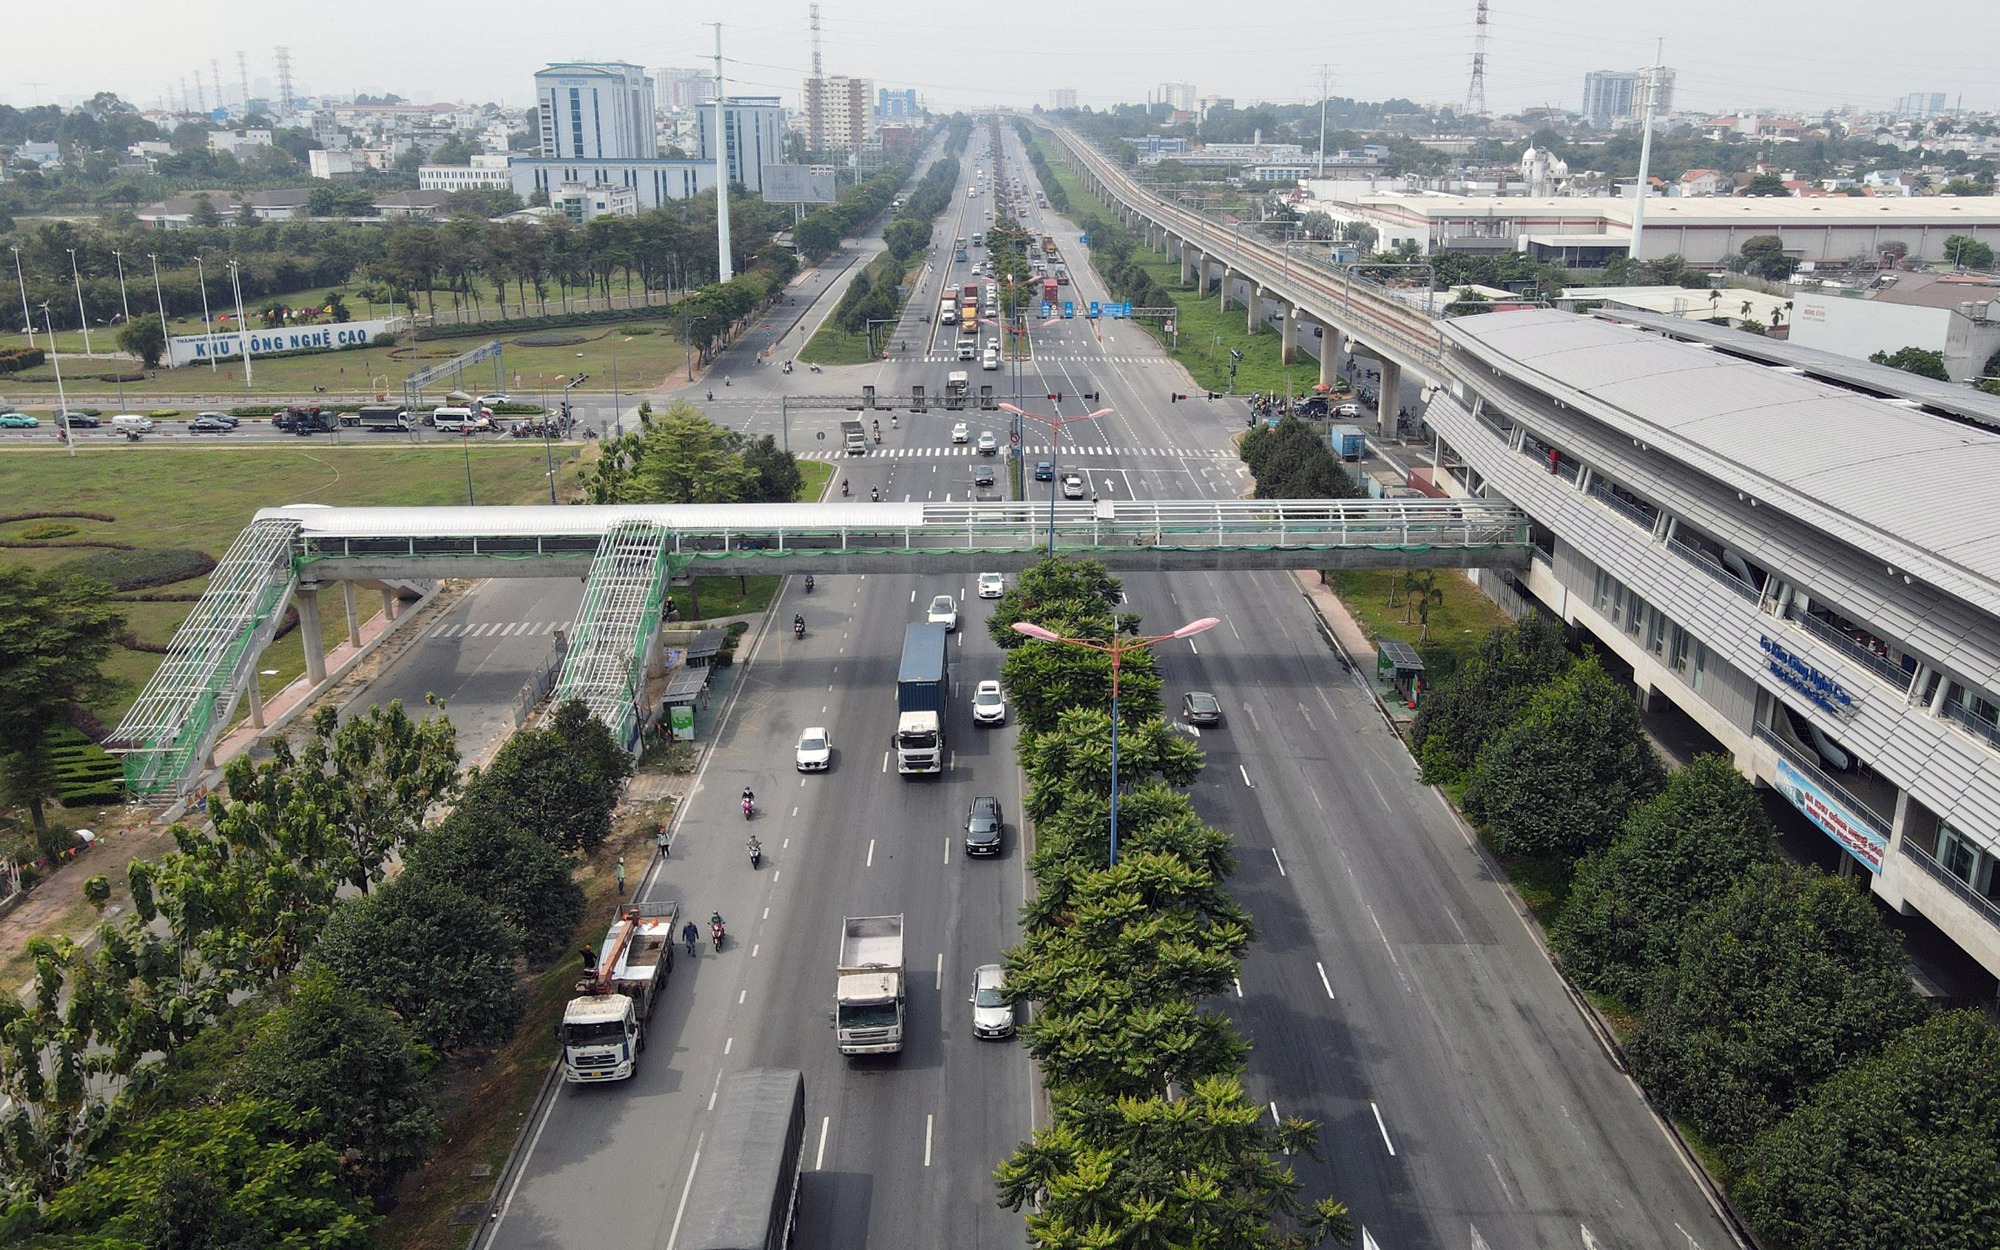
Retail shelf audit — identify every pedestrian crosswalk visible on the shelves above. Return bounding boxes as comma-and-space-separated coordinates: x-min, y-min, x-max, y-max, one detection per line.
918, 355, 1155, 365
802, 445, 1229, 461
429, 619, 573, 640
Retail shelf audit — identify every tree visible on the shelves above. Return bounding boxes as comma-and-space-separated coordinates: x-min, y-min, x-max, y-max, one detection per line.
1551, 755, 1777, 1007
233, 969, 439, 1194
0, 568, 125, 832
1944, 234, 1995, 270
1743, 172, 1790, 196
1626, 862, 1928, 1160
1868, 345, 1950, 380
1735, 1011, 2000, 1250
1463, 655, 1666, 863
405, 812, 583, 965
295, 701, 459, 894
116, 312, 167, 367
627, 403, 756, 503
1737, 234, 1797, 281
454, 698, 632, 856
1410, 612, 1571, 786
309, 874, 521, 1054
740, 433, 804, 503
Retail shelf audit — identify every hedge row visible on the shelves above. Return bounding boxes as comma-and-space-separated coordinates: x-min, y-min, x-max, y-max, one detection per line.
0, 346, 47, 374
412, 305, 672, 342
59, 547, 216, 592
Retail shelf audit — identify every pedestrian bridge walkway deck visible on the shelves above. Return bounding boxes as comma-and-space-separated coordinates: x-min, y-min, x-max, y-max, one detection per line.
277, 498, 1532, 579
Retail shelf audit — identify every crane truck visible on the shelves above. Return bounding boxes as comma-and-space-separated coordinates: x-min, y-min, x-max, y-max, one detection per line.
561, 900, 679, 1083
835, 915, 906, 1054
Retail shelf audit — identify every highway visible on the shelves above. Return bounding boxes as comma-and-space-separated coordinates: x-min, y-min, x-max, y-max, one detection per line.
345, 123, 1742, 1250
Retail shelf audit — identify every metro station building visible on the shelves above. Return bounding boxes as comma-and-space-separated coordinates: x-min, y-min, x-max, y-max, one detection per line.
1423, 308, 2000, 987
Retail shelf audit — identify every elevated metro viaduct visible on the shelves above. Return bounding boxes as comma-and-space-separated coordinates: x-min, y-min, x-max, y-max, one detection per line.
108, 497, 1531, 799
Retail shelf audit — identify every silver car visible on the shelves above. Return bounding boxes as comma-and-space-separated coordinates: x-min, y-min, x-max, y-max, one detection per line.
970, 963, 1014, 1039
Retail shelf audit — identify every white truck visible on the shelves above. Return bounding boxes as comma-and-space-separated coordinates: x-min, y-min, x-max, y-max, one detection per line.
841, 418, 867, 454
835, 915, 906, 1054
561, 901, 678, 1083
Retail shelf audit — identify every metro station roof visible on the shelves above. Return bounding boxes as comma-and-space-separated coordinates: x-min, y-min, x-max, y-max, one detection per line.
1440, 308, 2000, 615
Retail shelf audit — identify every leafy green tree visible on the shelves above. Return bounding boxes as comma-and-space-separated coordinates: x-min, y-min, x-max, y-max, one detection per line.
0, 568, 125, 832
233, 969, 439, 1194
740, 433, 804, 502
32, 1100, 373, 1248
1627, 862, 1928, 1159
1022, 782, 1239, 932
1737, 234, 1798, 280
453, 698, 631, 856
188, 193, 221, 227
627, 403, 756, 503
116, 312, 167, 367
1944, 234, 1995, 269
1463, 655, 1666, 862
406, 812, 583, 964
1410, 612, 1572, 786
1743, 172, 1790, 196
1021, 707, 1203, 823
1735, 1011, 2000, 1250
298, 700, 459, 893
308, 874, 521, 1055
1551, 755, 1777, 1007
1867, 345, 1950, 381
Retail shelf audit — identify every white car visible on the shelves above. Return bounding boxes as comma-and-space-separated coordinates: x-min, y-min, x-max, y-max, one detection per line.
795, 726, 831, 772
1062, 473, 1086, 500
927, 594, 959, 632
977, 572, 1005, 599
951, 421, 970, 443
475, 393, 510, 409
976, 430, 998, 453
971, 963, 1014, 1039
972, 679, 1007, 725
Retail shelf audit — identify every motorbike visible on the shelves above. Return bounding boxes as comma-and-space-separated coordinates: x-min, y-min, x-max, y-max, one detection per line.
783, 360, 793, 373
841, 479, 850, 496
711, 921, 726, 952
793, 617, 806, 639
891, 415, 898, 429
748, 838, 762, 868
742, 795, 755, 820
870, 486, 880, 502
809, 363, 822, 373
804, 574, 815, 593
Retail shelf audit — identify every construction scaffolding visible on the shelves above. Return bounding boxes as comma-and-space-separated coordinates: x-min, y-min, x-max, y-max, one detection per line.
110, 517, 302, 796
549, 520, 676, 752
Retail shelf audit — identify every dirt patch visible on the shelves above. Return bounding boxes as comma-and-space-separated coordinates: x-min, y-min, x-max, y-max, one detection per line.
0, 812, 180, 992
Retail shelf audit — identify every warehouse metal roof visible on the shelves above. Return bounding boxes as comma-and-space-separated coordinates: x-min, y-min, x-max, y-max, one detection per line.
1442, 308, 2000, 617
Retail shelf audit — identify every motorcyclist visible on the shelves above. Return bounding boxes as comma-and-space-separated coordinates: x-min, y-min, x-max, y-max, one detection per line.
804, 574, 815, 592
841, 478, 850, 496
793, 613, 806, 636
870, 486, 880, 501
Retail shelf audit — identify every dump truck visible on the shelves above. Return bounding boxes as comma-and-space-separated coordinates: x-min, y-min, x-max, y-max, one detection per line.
841, 419, 867, 454
560, 900, 678, 1083
835, 915, 906, 1054
895, 621, 948, 775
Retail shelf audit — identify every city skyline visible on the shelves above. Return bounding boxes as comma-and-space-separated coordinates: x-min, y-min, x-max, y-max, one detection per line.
6, 0, 1997, 120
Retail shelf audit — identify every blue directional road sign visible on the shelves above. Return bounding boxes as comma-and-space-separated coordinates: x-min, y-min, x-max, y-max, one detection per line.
1087, 302, 1101, 319
1041, 301, 1053, 318
1079, 234, 1091, 245
1061, 301, 1075, 319
1106, 302, 1132, 318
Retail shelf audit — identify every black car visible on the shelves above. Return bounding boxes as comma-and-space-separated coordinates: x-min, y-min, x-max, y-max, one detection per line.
55, 410, 100, 428
188, 415, 234, 433
973, 464, 997, 488
195, 410, 240, 427
1295, 396, 1329, 418
1034, 461, 1053, 481
964, 795, 1004, 856
1181, 691, 1223, 727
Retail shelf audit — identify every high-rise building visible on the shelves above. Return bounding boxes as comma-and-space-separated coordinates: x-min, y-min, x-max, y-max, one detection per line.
534, 61, 656, 160
655, 67, 717, 113
698, 96, 788, 195
877, 87, 919, 122
803, 74, 872, 152
1898, 92, 1948, 118
1156, 82, 1196, 113
1581, 66, 1675, 127
1049, 88, 1078, 110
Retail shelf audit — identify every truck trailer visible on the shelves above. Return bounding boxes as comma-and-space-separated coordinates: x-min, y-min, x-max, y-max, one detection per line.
561, 901, 678, 1083
678, 1068, 806, 1250
835, 915, 906, 1054
894, 621, 948, 774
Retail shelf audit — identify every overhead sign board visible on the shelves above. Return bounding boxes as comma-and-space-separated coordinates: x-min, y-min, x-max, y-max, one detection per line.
1775, 757, 1885, 871
762, 164, 837, 204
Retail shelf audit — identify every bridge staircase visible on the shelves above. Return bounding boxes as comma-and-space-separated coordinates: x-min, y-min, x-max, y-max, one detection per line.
548, 520, 677, 750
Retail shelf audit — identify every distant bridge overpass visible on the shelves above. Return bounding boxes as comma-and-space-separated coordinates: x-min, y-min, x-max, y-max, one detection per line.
1032, 120, 1449, 430
110, 498, 1530, 797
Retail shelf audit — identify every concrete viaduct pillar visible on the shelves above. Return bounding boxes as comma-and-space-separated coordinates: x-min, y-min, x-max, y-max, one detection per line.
1319, 330, 1338, 388
1183, 247, 1201, 289
381, 588, 399, 621
244, 670, 265, 731
1247, 284, 1262, 336
297, 583, 327, 684
1378, 358, 1404, 437
1280, 301, 1299, 364
1218, 266, 1233, 313
341, 581, 361, 645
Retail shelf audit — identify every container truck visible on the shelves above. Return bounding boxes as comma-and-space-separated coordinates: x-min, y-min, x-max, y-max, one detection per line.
945, 371, 970, 409
560, 901, 679, 1083
1041, 277, 1059, 304
940, 298, 957, 326
835, 915, 907, 1053
894, 621, 948, 774
677, 1069, 807, 1250
841, 419, 867, 454
1331, 423, 1367, 461
1041, 234, 1056, 255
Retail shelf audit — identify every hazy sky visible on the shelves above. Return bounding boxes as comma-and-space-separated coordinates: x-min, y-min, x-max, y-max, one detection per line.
9, 1, 1997, 119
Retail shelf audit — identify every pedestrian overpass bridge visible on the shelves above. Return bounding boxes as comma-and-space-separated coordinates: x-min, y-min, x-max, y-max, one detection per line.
110, 497, 1530, 797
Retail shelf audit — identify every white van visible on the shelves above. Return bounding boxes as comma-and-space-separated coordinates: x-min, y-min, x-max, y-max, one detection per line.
432, 406, 474, 432
981, 346, 1000, 371
957, 341, 976, 361
111, 414, 154, 434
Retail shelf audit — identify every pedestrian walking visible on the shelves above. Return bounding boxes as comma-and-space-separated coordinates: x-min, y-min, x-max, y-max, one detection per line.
682, 920, 700, 957
656, 826, 670, 859
615, 856, 626, 896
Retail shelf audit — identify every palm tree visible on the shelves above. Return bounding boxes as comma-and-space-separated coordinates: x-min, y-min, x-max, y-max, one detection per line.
1407, 570, 1445, 640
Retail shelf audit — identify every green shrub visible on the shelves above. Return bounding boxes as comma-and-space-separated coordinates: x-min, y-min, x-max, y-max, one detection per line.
18, 521, 79, 540
59, 547, 217, 591
228, 405, 284, 417
59, 784, 125, 808
147, 408, 182, 419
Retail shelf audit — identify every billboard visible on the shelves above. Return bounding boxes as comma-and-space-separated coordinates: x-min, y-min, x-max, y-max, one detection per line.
168, 319, 395, 367
762, 164, 837, 204
1774, 757, 1886, 871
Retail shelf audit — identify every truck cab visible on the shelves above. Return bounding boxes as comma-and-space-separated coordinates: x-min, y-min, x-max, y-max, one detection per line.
561, 901, 678, 1083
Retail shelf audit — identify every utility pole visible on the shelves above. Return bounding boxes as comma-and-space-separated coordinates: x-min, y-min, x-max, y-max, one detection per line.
1317, 64, 1330, 179
712, 24, 733, 283
1628, 39, 1663, 260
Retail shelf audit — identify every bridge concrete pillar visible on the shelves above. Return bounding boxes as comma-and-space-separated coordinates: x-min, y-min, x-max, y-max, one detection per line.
1319, 330, 1338, 388
1378, 357, 1404, 437
1218, 266, 1232, 313
381, 587, 399, 621
1280, 301, 1299, 364
244, 670, 265, 731
297, 583, 328, 685
341, 581, 360, 645
1247, 283, 1262, 335
1183, 247, 1201, 289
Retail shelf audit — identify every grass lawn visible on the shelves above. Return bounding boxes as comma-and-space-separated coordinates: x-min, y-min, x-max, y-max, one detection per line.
0, 445, 591, 722
3, 316, 692, 407
1325, 567, 1514, 684
796, 319, 884, 366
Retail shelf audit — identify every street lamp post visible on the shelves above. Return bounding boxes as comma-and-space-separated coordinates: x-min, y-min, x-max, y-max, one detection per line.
554, 374, 589, 502
1011, 616, 1219, 865
225, 259, 252, 386
1000, 399, 1113, 556
10, 246, 32, 348
147, 254, 172, 369
195, 256, 218, 373
67, 249, 92, 357
40, 305, 75, 459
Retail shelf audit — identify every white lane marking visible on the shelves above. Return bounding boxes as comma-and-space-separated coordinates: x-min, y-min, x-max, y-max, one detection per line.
1372, 1102, 1397, 1156
1239, 764, 1253, 787
1299, 701, 1315, 731
791, 806, 799, 817
882, 751, 890, 773
1316, 961, 1335, 999
1308, 784, 1324, 812
1232, 978, 1243, 997
763, 907, 770, 919
1245, 704, 1263, 733
707, 1068, 724, 1110
723, 1037, 733, 1055
663, 1134, 705, 1250
1271, 848, 1286, 877
1188, 636, 1200, 655
814, 1117, 831, 1170
924, 1113, 935, 1167
935, 952, 943, 990
910, 589, 917, 603
1227, 615, 1241, 639
944, 837, 951, 864
866, 839, 876, 868
751, 944, 760, 957
771, 870, 780, 882
739, 990, 747, 1004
